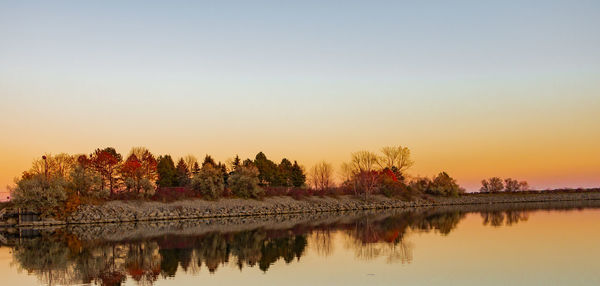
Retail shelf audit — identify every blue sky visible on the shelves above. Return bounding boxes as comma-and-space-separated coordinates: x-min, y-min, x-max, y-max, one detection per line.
0, 0, 599, 191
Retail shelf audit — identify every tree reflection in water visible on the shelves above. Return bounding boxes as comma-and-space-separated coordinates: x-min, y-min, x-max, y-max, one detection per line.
9, 208, 535, 285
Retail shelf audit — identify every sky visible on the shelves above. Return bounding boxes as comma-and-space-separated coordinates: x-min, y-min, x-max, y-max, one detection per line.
0, 0, 599, 192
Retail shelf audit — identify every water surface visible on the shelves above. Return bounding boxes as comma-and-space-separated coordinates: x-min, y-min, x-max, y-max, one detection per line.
1, 203, 599, 285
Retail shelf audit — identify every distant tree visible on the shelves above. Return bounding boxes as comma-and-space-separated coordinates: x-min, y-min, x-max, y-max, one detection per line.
156, 155, 177, 187
90, 147, 123, 195
504, 178, 520, 192
480, 177, 504, 193
290, 161, 306, 187
254, 152, 278, 186
378, 146, 414, 179
202, 155, 216, 168
175, 159, 190, 187
309, 161, 334, 191
228, 165, 263, 198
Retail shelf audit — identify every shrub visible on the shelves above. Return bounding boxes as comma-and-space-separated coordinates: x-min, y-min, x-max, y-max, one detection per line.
124, 177, 155, 198
228, 165, 263, 199
10, 175, 68, 218
152, 187, 196, 202
191, 166, 225, 200
377, 169, 408, 198
408, 177, 431, 194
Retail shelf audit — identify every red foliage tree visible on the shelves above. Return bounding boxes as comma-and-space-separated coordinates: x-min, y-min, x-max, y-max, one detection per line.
90, 148, 122, 195
121, 154, 144, 193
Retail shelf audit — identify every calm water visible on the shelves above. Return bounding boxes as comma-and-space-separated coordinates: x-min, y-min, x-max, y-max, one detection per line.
1, 204, 599, 285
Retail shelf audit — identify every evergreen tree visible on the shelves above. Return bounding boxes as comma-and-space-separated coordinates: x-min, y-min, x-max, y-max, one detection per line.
290, 161, 306, 187
176, 158, 190, 187
254, 152, 278, 186
232, 155, 241, 171
217, 162, 229, 187
192, 162, 200, 175
278, 158, 293, 187
202, 155, 216, 168
156, 155, 177, 187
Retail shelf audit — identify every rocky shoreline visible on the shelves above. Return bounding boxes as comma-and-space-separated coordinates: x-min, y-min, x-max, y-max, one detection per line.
53, 191, 600, 226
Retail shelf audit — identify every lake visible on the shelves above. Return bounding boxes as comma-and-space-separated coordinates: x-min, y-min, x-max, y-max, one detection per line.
1, 203, 599, 285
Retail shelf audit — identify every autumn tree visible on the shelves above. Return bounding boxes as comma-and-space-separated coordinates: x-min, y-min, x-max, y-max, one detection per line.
121, 154, 154, 195
135, 147, 158, 183
90, 148, 123, 195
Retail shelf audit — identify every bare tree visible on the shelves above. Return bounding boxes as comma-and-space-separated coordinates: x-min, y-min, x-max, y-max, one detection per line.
183, 154, 198, 174
129, 146, 150, 160
504, 178, 520, 192
518, 181, 529, 191
309, 161, 334, 190
28, 153, 75, 179
350, 151, 379, 173
378, 146, 414, 173
480, 177, 504, 193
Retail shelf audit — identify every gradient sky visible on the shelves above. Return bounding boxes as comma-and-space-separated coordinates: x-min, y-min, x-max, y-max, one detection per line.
0, 0, 599, 192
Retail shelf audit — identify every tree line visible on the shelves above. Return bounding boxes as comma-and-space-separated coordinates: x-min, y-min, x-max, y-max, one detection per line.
9, 144, 541, 218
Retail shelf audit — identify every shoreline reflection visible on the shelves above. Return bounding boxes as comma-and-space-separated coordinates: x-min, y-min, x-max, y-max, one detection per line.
4, 202, 599, 285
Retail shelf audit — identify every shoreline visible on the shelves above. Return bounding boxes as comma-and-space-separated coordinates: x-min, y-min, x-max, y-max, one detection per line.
6, 191, 598, 227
